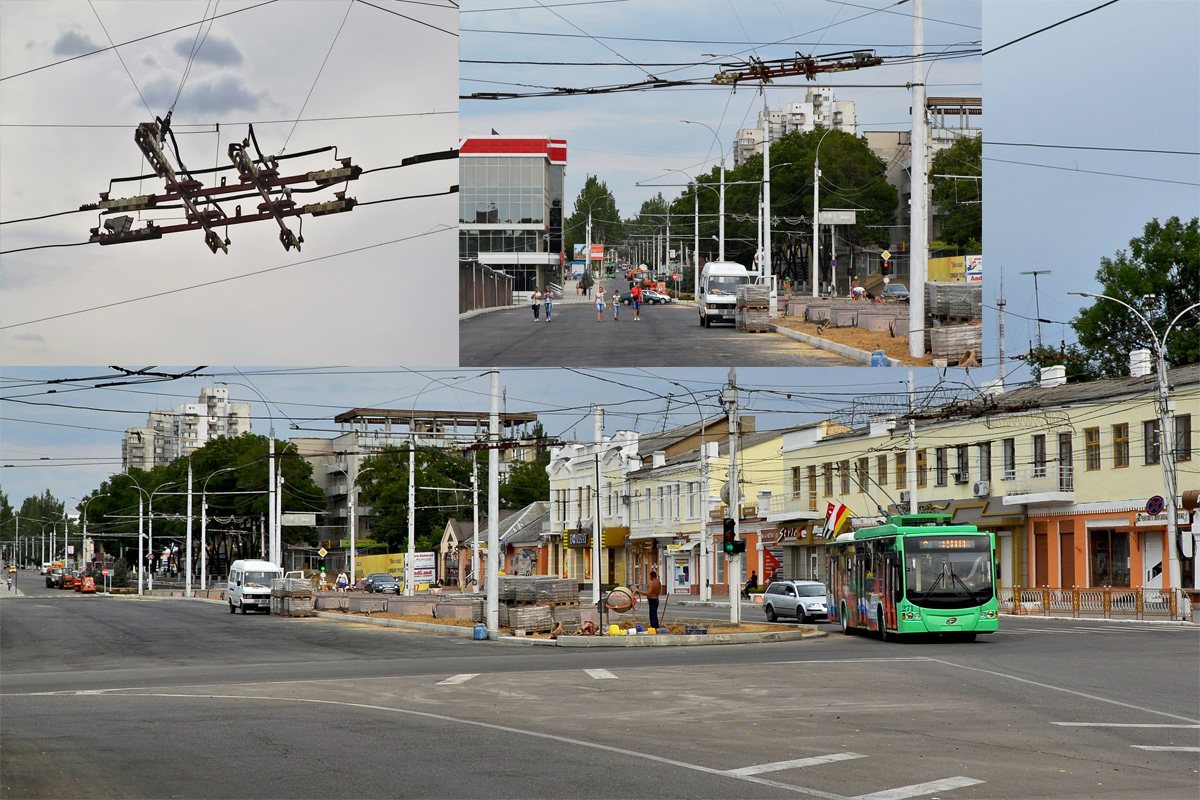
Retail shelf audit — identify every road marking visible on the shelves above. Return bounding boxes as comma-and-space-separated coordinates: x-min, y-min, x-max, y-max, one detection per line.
1131, 745, 1200, 751
436, 673, 479, 686
855, 776, 984, 800
1052, 722, 1199, 728
926, 658, 1200, 724
726, 752, 865, 776
584, 668, 618, 680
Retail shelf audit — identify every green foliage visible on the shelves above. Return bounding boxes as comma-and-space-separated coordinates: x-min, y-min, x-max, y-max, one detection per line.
930, 136, 982, 252
1073, 216, 1200, 378
565, 175, 623, 262
500, 422, 551, 509
18, 490, 68, 531
357, 445, 479, 553
1022, 342, 1094, 384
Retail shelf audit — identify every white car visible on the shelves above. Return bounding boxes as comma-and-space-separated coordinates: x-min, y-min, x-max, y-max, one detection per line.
762, 580, 829, 623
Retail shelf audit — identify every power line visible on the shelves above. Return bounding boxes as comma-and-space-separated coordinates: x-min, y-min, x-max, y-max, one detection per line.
354, 0, 458, 37
0, 111, 457, 129
0, 226, 454, 331
1, 1, 280, 83
982, 0, 1122, 56
87, 0, 154, 117
0, 241, 92, 257
987, 141, 1199, 157
279, 1, 356, 155
983, 156, 1200, 187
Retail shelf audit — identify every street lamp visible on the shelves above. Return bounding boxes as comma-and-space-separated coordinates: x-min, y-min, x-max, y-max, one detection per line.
119, 473, 150, 596
218, 381, 279, 566
668, 382, 715, 602
201, 462, 261, 591
681, 120, 727, 262
80, 493, 110, 573
149, 477, 187, 590
1069, 293, 1199, 590
578, 190, 608, 290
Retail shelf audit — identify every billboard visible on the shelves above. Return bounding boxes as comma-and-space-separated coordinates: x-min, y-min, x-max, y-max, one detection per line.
965, 255, 983, 282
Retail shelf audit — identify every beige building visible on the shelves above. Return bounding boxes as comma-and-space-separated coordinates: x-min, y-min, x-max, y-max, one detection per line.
121, 387, 251, 472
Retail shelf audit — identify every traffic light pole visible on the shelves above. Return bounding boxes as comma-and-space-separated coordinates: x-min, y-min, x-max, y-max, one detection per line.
724, 367, 742, 626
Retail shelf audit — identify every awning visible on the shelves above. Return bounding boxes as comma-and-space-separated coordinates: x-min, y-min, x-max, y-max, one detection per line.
628, 531, 677, 541
667, 540, 700, 553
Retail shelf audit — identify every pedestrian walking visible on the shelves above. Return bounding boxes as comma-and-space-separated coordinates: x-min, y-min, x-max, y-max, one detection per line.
612, 291, 620, 321
530, 287, 543, 320
335, 570, 349, 592
634, 569, 662, 628
543, 287, 553, 322
595, 287, 606, 322
631, 284, 642, 321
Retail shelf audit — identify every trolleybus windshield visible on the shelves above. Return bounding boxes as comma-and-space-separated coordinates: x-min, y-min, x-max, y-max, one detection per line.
905, 535, 993, 609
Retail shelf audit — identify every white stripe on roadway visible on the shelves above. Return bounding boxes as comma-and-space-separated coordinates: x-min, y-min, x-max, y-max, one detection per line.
1131, 745, 1200, 751
584, 668, 618, 680
1052, 722, 1200, 728
436, 673, 479, 685
855, 776, 984, 800
725, 752, 865, 776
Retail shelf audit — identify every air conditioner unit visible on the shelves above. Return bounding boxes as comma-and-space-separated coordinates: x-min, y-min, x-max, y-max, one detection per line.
972, 481, 991, 497
953, 472, 970, 485
899, 490, 911, 504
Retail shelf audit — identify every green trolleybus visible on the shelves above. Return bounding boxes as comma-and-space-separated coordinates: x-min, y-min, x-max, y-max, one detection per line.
828, 514, 999, 641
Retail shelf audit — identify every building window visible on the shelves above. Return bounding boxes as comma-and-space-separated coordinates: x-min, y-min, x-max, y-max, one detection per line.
807, 465, 818, 511
977, 442, 992, 482
792, 466, 803, 498
955, 445, 970, 484
895, 453, 907, 490
1058, 432, 1073, 491
1032, 435, 1047, 478
1089, 529, 1130, 587
1143, 420, 1161, 465
877, 455, 888, 488
1113, 424, 1129, 468
1085, 428, 1101, 471
916, 450, 928, 488
823, 462, 834, 497
1176, 414, 1192, 461
687, 483, 697, 519
839, 460, 851, 495
658, 486, 665, 519
934, 448, 948, 487
716, 546, 726, 583
1002, 438, 1016, 481
857, 457, 869, 493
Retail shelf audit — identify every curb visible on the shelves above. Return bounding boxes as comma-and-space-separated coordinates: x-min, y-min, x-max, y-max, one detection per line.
554, 628, 824, 647
769, 323, 904, 367
313, 609, 477, 637
998, 612, 1195, 627
459, 304, 521, 320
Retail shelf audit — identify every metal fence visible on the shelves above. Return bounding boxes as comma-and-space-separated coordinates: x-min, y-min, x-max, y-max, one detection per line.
460, 262, 514, 313
998, 586, 1189, 621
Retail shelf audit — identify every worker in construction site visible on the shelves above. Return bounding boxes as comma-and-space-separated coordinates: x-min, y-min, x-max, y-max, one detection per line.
633, 569, 662, 629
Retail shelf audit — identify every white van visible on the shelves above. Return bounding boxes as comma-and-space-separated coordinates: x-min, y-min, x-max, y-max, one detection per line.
698, 261, 751, 327
227, 559, 282, 614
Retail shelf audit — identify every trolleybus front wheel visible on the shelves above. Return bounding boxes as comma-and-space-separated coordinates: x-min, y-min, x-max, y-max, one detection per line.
839, 602, 852, 635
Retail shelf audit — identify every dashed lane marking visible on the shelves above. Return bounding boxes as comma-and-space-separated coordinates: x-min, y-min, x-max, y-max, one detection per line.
854, 776, 984, 800
725, 752, 866, 776
584, 668, 618, 680
1052, 722, 1200, 728
1131, 745, 1200, 751
436, 673, 479, 686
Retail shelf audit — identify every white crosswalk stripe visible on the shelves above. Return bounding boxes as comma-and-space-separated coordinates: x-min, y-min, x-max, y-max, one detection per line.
436, 673, 480, 686
584, 668, 618, 680
725, 752, 865, 776
1131, 745, 1200, 751
855, 776, 984, 800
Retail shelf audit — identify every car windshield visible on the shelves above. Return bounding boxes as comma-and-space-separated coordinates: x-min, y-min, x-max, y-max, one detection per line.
245, 571, 278, 586
372, 574, 395, 583
707, 276, 748, 294
795, 585, 825, 597
905, 536, 993, 609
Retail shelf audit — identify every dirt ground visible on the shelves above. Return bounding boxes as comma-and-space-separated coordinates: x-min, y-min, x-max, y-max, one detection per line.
772, 316, 935, 367
325, 608, 801, 638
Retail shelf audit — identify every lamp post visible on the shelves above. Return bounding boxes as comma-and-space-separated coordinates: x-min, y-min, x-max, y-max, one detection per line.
682, 120, 726, 261
347, 463, 376, 587
218, 381, 278, 565
80, 493, 110, 573
1070, 293, 1199, 590
119, 474, 151, 596
201, 462, 259, 591
579, 190, 608, 292
148, 478, 186, 590
668, 382, 713, 601
812, 126, 836, 298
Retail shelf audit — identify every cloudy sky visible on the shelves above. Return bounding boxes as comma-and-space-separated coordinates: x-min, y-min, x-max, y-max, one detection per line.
1, 365, 967, 512
983, 0, 1199, 371
0, 0, 458, 363
461, 0, 982, 215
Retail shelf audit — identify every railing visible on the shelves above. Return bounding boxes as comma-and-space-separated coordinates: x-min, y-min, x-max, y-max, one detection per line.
997, 586, 1188, 621
1000, 465, 1074, 496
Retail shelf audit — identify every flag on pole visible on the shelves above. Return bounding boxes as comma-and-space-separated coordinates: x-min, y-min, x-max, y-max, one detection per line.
821, 501, 851, 539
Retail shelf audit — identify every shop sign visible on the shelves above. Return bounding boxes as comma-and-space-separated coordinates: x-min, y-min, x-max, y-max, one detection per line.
779, 526, 802, 542
567, 531, 591, 548
759, 529, 779, 544
1135, 510, 1190, 527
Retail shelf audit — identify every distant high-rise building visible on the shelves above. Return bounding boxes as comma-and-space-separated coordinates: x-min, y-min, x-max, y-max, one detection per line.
733, 88, 857, 166
121, 387, 252, 471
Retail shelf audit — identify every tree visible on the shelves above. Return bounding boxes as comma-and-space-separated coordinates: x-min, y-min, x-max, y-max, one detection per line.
357, 445, 478, 553
1073, 217, 1200, 378
565, 175, 622, 268
1021, 342, 1093, 384
500, 422, 551, 509
929, 135, 982, 253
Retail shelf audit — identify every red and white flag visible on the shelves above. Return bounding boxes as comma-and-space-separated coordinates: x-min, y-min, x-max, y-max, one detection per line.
821, 501, 851, 538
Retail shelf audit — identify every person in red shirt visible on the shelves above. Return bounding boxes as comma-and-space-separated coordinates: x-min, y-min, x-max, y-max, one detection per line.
631, 284, 642, 320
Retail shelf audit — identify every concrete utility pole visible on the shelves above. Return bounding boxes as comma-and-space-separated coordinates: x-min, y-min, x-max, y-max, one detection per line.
486, 369, 500, 633
268, 432, 277, 565
724, 367, 741, 625
406, 434, 417, 596
592, 405, 604, 625
909, 0, 929, 357
471, 451, 480, 592
186, 459, 193, 597
997, 265, 1007, 390
762, 91, 772, 280
907, 370, 918, 515
693, 186, 700, 297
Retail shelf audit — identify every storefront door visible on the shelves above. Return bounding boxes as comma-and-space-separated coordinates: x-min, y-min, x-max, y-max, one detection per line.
1143, 533, 1163, 589
1089, 529, 1130, 587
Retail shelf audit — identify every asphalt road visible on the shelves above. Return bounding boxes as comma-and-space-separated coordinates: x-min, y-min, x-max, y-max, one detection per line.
3, 588, 1197, 799
459, 279, 860, 367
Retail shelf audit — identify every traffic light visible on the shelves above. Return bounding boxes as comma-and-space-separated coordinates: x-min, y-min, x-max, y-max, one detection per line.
722, 519, 746, 554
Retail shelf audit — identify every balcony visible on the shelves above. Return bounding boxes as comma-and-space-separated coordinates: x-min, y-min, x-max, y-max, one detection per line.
1000, 465, 1074, 506
764, 492, 824, 521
